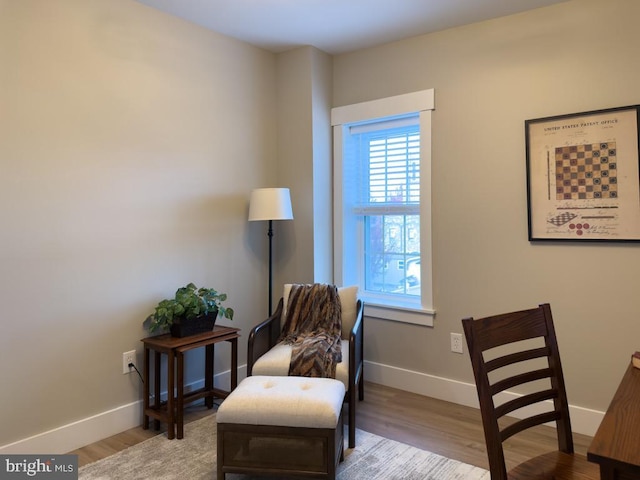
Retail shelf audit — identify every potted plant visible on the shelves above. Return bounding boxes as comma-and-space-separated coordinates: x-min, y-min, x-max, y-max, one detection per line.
146, 283, 234, 337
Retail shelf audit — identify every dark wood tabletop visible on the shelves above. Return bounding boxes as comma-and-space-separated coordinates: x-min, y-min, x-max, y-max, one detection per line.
587, 361, 640, 479
141, 324, 240, 349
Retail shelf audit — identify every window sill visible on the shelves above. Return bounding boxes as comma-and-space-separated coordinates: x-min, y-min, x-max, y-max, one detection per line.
362, 300, 435, 327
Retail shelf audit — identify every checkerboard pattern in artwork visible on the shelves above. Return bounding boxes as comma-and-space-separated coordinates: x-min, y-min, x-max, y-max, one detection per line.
555, 142, 618, 200
547, 211, 578, 226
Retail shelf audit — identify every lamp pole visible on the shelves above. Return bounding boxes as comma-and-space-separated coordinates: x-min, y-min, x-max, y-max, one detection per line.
267, 219, 274, 316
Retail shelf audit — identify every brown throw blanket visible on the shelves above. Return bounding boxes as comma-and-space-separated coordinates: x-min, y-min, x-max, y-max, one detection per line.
279, 283, 342, 378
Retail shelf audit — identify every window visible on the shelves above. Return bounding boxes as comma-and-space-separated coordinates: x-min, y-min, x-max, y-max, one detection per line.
349, 117, 420, 296
332, 90, 434, 326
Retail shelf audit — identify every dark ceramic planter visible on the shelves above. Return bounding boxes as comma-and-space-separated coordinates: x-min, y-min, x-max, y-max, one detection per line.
169, 310, 217, 337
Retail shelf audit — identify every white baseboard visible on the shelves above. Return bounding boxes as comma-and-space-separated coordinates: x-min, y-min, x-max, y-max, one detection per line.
1, 361, 603, 454
0, 367, 245, 455
364, 360, 604, 437
0, 401, 143, 455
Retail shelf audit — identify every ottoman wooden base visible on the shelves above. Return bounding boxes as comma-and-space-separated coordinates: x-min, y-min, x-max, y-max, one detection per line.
217, 415, 344, 479
216, 376, 345, 480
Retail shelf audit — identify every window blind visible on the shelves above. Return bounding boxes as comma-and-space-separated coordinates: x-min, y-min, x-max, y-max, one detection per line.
344, 114, 420, 216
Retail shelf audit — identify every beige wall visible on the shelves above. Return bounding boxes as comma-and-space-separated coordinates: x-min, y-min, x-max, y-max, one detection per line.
274, 48, 314, 288
0, 0, 277, 446
310, 48, 334, 284
274, 46, 334, 290
333, 0, 640, 413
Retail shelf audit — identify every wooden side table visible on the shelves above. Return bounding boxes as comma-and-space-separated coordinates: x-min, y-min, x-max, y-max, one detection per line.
141, 325, 240, 439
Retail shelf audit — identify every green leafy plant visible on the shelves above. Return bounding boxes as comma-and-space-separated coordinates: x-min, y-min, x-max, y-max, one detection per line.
146, 283, 234, 333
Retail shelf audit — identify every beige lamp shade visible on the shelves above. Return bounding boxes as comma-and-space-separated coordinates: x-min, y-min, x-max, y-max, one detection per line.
248, 188, 294, 221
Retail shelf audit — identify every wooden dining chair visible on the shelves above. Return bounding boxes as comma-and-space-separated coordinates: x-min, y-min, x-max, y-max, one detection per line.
462, 303, 599, 480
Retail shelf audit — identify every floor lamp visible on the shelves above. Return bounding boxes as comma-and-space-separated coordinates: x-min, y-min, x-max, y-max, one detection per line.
248, 188, 294, 316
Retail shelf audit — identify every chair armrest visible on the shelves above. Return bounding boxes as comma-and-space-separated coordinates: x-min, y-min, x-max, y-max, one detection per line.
349, 299, 364, 387
247, 298, 284, 376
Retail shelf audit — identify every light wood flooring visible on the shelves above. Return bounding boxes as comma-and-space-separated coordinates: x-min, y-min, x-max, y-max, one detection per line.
71, 381, 593, 472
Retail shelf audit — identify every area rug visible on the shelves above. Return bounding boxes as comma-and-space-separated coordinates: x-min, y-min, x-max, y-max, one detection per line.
79, 415, 489, 479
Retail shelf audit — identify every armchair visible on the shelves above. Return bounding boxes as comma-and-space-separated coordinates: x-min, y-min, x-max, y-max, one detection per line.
247, 284, 364, 448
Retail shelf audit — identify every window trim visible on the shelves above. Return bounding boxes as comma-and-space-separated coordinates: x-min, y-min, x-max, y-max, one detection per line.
331, 90, 435, 327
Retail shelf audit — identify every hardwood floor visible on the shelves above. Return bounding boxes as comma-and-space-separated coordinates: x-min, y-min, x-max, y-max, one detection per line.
70, 381, 593, 473
357, 382, 592, 472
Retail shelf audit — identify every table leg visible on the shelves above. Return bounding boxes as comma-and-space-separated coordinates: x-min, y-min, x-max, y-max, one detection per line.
598, 464, 615, 480
143, 346, 150, 430
167, 349, 175, 440
153, 351, 161, 431
176, 350, 184, 439
205, 344, 214, 409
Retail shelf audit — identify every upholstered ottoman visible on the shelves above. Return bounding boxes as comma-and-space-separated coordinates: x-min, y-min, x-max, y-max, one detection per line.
216, 375, 345, 480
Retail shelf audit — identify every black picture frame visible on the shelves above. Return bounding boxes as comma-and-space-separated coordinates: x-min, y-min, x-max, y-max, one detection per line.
525, 105, 640, 241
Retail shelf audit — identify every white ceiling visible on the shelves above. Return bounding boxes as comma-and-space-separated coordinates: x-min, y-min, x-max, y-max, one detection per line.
134, 0, 568, 55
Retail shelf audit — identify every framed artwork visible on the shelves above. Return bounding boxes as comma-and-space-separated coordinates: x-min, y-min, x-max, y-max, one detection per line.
525, 105, 640, 241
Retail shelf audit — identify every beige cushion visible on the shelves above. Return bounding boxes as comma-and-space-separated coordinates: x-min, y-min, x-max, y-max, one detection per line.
216, 375, 345, 428
282, 284, 358, 340
252, 340, 350, 390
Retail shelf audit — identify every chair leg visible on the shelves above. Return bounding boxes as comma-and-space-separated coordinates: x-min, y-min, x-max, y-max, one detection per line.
349, 386, 356, 448
358, 374, 364, 401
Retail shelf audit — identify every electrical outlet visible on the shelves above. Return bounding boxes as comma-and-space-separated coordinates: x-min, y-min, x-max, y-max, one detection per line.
450, 333, 463, 354
122, 350, 136, 374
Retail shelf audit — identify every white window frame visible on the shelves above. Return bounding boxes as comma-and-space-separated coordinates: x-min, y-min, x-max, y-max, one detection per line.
331, 90, 435, 327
